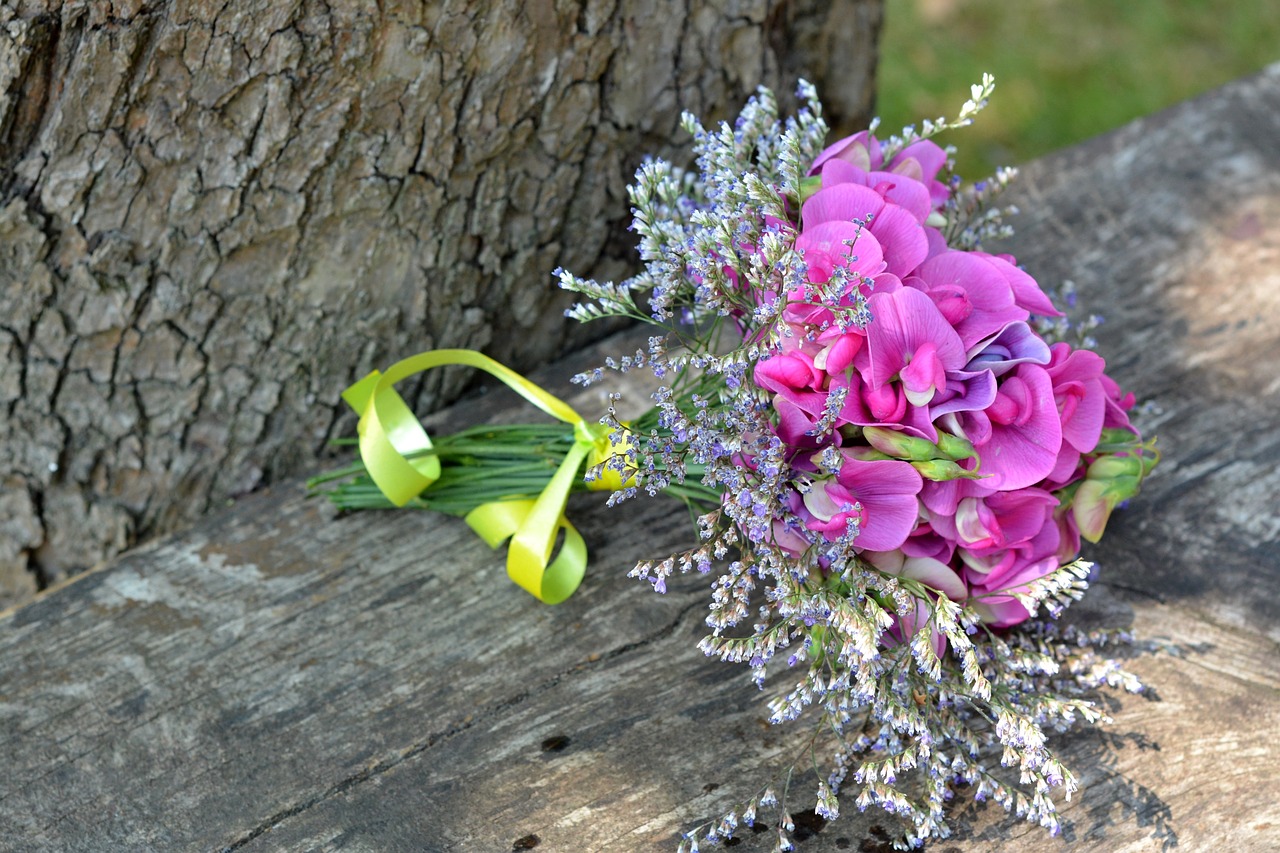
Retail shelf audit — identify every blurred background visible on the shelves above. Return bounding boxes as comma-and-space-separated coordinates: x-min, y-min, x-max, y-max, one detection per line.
876, 0, 1280, 176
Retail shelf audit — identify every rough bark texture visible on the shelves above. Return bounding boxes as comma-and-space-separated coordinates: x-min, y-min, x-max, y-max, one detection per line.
0, 0, 883, 604
2, 66, 1279, 851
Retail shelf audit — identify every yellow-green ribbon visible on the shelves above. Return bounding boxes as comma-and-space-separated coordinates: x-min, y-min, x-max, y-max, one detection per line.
340, 349, 631, 604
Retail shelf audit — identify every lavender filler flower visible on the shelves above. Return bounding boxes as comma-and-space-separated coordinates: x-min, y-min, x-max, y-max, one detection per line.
557, 77, 1159, 850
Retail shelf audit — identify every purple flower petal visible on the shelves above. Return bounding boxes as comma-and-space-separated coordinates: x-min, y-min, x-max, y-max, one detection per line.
966, 321, 1052, 374
930, 368, 997, 419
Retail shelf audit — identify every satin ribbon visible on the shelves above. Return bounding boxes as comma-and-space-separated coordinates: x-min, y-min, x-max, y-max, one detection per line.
341, 349, 631, 604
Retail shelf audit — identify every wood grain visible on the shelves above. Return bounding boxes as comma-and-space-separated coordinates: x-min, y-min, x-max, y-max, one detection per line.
2, 64, 1279, 853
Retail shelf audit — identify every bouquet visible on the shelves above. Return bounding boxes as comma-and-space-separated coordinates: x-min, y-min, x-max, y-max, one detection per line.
314, 76, 1159, 850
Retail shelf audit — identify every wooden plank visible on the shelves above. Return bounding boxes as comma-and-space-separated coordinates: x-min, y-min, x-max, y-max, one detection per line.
3, 65, 1280, 851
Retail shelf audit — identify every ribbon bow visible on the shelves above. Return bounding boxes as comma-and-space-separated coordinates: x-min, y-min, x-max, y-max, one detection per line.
341, 349, 629, 603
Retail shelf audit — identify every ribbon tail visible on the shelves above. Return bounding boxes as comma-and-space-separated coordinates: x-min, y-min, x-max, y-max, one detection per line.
341, 369, 441, 506
464, 498, 587, 604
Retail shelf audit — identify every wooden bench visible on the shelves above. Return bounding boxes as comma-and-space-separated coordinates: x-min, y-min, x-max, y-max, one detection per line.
3, 65, 1279, 852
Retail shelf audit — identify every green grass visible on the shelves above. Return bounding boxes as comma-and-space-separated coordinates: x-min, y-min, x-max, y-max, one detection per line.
875, 0, 1280, 177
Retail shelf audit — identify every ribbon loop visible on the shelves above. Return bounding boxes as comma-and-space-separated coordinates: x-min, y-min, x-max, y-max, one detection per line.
341, 349, 630, 603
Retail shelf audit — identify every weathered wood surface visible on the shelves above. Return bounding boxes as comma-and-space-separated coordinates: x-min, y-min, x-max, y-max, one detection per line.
0, 0, 882, 604
3, 66, 1280, 852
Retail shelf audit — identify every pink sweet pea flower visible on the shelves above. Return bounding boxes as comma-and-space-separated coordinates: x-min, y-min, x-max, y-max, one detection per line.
1100, 371, 1138, 431
818, 159, 933, 223
801, 183, 930, 278
755, 349, 825, 400
835, 369, 937, 440
810, 131, 882, 174
1042, 342, 1108, 487
800, 458, 923, 552
864, 287, 967, 410
796, 220, 887, 285
898, 518, 958, 565
754, 349, 832, 451
810, 133, 951, 216
950, 488, 1060, 560
918, 476, 997, 518
888, 139, 951, 208
909, 251, 1029, 351
946, 363, 1063, 491
1047, 343, 1107, 453
961, 501, 1063, 628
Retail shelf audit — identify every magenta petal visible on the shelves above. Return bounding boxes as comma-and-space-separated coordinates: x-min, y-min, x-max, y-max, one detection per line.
797, 221, 886, 280
919, 477, 995, 517
974, 490, 1058, 553
865, 287, 966, 389
916, 252, 1028, 349
802, 183, 885, 229
1047, 344, 1107, 452
754, 351, 821, 395
972, 365, 1062, 490
868, 203, 929, 277
773, 395, 824, 447
819, 158, 866, 188
971, 554, 1059, 598
977, 252, 1062, 317
898, 340, 946, 406
899, 523, 957, 564
823, 333, 864, 374
867, 272, 904, 297
923, 227, 948, 261
1059, 380, 1106, 452
1044, 444, 1084, 488
810, 131, 881, 175
837, 458, 923, 552
866, 171, 931, 222
891, 140, 948, 181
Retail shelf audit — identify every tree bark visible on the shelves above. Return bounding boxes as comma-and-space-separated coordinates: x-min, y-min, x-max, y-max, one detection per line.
0, 0, 882, 605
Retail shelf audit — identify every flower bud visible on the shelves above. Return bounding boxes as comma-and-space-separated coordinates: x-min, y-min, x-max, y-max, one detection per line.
1086, 453, 1144, 481
839, 446, 894, 462
1071, 476, 1140, 543
911, 459, 983, 481
863, 426, 937, 461
934, 431, 977, 462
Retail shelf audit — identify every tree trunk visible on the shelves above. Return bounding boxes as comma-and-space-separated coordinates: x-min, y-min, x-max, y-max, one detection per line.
0, 0, 882, 605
